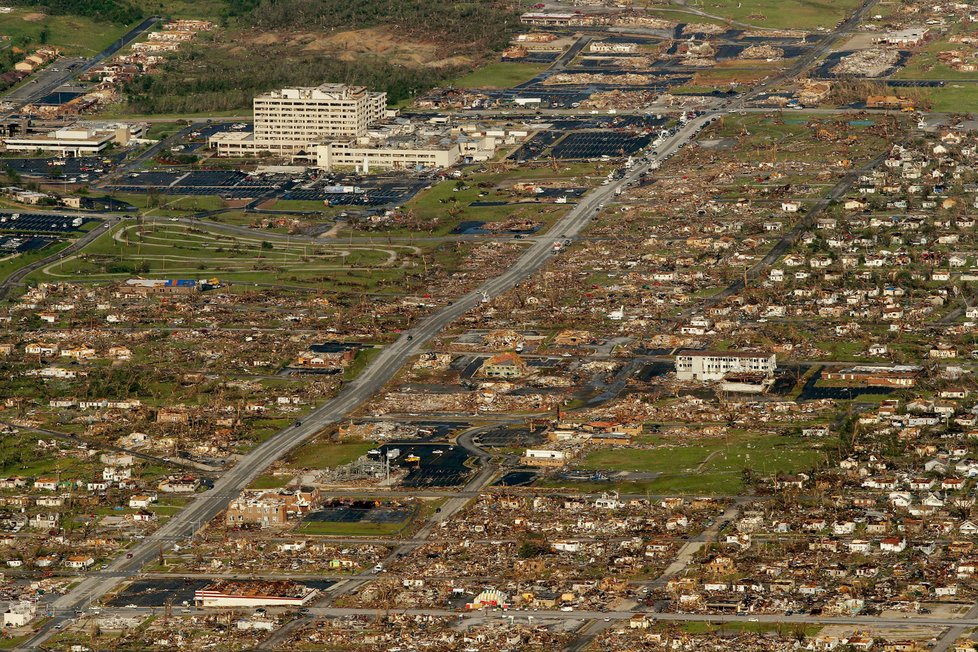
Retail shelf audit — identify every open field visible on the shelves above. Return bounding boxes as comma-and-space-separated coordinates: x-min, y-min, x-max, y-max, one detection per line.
133, 0, 229, 20
108, 192, 227, 216
298, 518, 411, 537
576, 433, 829, 494
286, 440, 377, 469
0, 239, 68, 285
917, 84, 978, 112
390, 163, 604, 236
0, 9, 134, 56
452, 62, 548, 89
670, 0, 862, 30
28, 221, 432, 289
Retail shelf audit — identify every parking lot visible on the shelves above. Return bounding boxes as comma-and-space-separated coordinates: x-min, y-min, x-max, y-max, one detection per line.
284, 177, 429, 207
304, 500, 414, 525
106, 170, 289, 199
508, 130, 563, 162
0, 212, 92, 232
106, 169, 429, 207
109, 579, 210, 608
2, 154, 124, 181
551, 132, 652, 160
380, 442, 473, 488
0, 234, 56, 253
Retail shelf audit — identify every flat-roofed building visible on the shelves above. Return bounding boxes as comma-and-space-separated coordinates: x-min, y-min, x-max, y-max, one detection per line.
195, 580, 317, 608
316, 140, 459, 172
4, 127, 117, 156
675, 350, 776, 382
210, 84, 387, 155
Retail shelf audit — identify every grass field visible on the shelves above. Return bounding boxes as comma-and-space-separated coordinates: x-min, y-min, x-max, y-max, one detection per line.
576, 433, 828, 494
0, 431, 93, 478
250, 473, 292, 489
298, 518, 411, 537
394, 164, 603, 236
0, 239, 68, 284
670, 0, 862, 30
452, 62, 549, 89
287, 440, 377, 469
893, 40, 978, 81
28, 221, 429, 289
108, 192, 227, 216
134, 0, 229, 20
0, 9, 134, 56
917, 84, 978, 113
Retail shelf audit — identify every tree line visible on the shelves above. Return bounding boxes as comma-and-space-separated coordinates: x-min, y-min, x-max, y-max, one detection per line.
124, 46, 468, 113
242, 0, 521, 53
11, 0, 143, 24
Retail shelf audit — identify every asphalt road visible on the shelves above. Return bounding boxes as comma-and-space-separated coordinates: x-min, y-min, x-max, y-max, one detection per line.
67, 603, 978, 631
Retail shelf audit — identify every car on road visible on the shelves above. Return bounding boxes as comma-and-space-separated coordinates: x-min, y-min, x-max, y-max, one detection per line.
373, 564, 385, 573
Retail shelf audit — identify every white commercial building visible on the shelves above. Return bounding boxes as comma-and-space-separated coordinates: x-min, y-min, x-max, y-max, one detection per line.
315, 140, 460, 172
4, 127, 122, 156
675, 350, 777, 382
2, 600, 36, 628
209, 83, 387, 155
195, 581, 318, 608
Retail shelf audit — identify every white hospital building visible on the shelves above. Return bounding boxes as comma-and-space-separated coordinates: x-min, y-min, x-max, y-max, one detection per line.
208, 83, 491, 172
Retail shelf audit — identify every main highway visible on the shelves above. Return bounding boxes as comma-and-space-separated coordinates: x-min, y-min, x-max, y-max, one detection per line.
16, 106, 714, 652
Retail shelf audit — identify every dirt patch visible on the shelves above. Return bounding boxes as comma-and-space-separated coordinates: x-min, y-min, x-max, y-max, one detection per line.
22, 12, 46, 22
248, 32, 282, 46
296, 27, 446, 66
228, 27, 472, 69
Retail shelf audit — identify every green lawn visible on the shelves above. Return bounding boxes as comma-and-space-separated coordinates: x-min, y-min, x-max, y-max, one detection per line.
28, 221, 419, 288
145, 122, 185, 140
677, 621, 821, 636
576, 433, 829, 495
298, 518, 411, 537
0, 432, 94, 478
676, 0, 862, 29
343, 347, 382, 381
0, 9, 134, 56
287, 440, 377, 469
0, 239, 67, 285
96, 105, 250, 121
394, 164, 604, 236
452, 62, 548, 89
133, 0, 229, 20
893, 40, 978, 81
250, 473, 292, 489
109, 192, 226, 215
918, 84, 978, 113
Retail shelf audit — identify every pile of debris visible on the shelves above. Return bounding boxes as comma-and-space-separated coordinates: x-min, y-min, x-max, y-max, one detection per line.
682, 22, 727, 35
832, 48, 901, 77
613, 15, 675, 30
797, 79, 832, 105
543, 72, 651, 86
740, 44, 784, 60
581, 90, 658, 110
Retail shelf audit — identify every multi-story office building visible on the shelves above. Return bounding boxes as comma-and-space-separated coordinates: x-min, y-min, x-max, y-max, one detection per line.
209, 83, 387, 155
